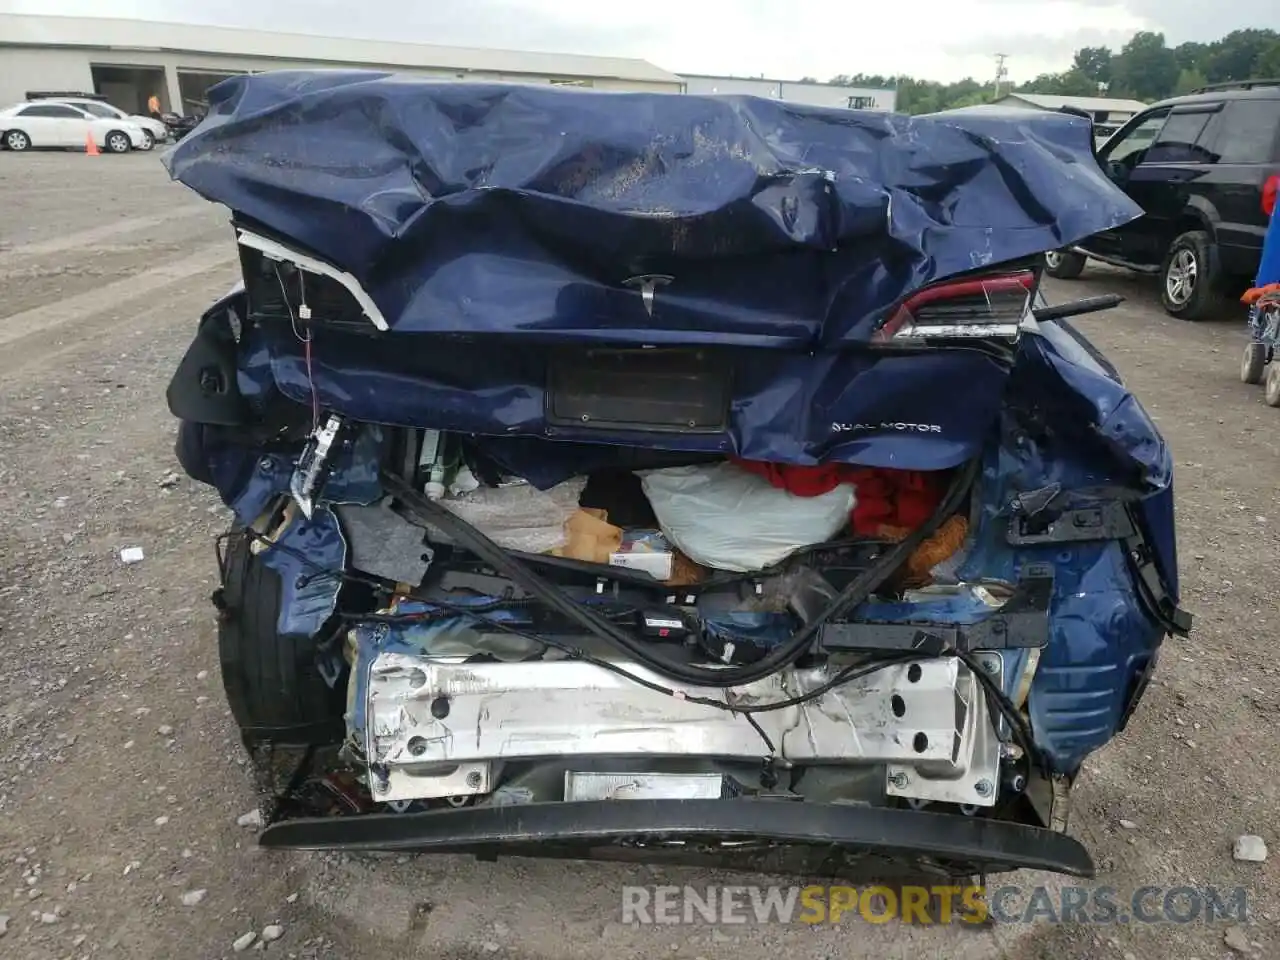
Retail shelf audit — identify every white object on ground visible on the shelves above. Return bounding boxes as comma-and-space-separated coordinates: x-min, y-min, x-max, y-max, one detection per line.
119, 546, 145, 564
1233, 834, 1268, 862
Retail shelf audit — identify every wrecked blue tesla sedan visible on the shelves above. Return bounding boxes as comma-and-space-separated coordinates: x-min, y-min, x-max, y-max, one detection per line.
164, 72, 1190, 880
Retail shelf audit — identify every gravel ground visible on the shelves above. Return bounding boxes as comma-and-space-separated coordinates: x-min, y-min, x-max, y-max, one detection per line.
0, 151, 1275, 960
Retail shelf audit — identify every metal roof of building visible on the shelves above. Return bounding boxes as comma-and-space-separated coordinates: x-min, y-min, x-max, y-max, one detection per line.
997, 93, 1148, 114
0, 13, 681, 84
680, 72, 893, 92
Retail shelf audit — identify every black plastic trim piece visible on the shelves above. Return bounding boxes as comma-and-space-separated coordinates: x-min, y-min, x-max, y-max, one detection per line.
815, 571, 1053, 655
1031, 294, 1124, 323
1008, 501, 1136, 546
166, 300, 251, 427
259, 798, 1094, 878
1125, 536, 1193, 637
1006, 495, 1191, 638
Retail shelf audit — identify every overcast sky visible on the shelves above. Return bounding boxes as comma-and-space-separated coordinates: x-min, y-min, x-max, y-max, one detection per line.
2, 0, 1271, 83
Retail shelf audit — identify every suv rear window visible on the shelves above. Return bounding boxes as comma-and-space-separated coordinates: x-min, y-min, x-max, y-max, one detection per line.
1213, 99, 1280, 163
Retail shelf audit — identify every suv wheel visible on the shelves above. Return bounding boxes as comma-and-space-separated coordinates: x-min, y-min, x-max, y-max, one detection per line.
1160, 230, 1227, 321
1044, 249, 1087, 280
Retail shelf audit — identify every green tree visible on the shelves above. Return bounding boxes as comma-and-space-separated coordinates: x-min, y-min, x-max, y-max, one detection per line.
1174, 41, 1209, 72
1256, 40, 1280, 78
1020, 70, 1101, 97
1204, 29, 1278, 82
1173, 68, 1209, 95
1112, 31, 1180, 101
828, 73, 893, 88
1072, 46, 1113, 84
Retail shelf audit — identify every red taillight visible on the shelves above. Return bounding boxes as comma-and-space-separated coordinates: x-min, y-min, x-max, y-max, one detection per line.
1264, 175, 1278, 217
876, 270, 1036, 342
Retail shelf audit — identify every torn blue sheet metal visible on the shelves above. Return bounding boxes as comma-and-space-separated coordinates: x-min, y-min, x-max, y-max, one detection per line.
165, 72, 1141, 346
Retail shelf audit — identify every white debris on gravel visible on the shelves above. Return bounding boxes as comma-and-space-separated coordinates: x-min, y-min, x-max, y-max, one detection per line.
1233, 835, 1268, 862
122, 860, 141, 875
196, 670, 208, 680
237, 809, 263, 828
262, 923, 284, 942
232, 931, 257, 952
159, 471, 181, 489
154, 815, 169, 826
39, 911, 58, 924
119, 546, 145, 564
286, 893, 298, 904
181, 889, 207, 906
157, 724, 174, 736
1224, 925, 1253, 954
1118, 819, 1139, 830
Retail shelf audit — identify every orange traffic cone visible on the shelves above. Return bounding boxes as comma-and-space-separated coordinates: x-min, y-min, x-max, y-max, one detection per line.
84, 132, 100, 156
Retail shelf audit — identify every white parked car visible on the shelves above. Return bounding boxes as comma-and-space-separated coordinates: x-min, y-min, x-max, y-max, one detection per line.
0, 102, 149, 154
47, 98, 168, 150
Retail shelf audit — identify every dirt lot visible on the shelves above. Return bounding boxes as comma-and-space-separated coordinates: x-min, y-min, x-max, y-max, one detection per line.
0, 151, 1275, 960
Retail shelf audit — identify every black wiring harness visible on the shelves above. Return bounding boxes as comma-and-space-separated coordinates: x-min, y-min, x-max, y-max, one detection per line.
216, 451, 1048, 778
380, 460, 981, 689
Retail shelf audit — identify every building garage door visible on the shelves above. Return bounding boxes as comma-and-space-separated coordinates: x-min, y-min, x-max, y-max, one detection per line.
90, 64, 168, 114
177, 69, 245, 114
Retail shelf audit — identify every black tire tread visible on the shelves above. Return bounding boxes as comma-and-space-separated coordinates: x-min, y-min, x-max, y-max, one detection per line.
1160, 230, 1229, 322
1242, 343, 1266, 385
1044, 250, 1087, 280
218, 530, 345, 744
1266, 364, 1280, 407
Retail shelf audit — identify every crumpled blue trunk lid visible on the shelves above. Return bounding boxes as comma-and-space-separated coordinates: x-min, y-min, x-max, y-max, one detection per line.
164, 72, 1140, 346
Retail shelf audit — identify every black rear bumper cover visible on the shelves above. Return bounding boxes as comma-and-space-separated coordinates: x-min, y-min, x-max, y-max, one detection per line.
260, 799, 1094, 878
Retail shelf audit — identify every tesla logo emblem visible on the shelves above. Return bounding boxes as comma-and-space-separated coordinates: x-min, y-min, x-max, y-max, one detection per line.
623, 275, 673, 317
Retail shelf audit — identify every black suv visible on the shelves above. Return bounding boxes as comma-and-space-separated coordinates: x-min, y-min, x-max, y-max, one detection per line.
1046, 80, 1280, 321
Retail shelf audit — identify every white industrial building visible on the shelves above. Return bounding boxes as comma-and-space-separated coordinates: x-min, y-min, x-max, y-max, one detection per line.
681, 74, 897, 112
992, 93, 1148, 138
0, 13, 683, 115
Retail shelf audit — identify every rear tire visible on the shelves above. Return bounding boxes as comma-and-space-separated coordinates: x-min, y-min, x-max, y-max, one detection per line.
4, 130, 31, 152
1160, 231, 1228, 321
218, 528, 346, 746
105, 130, 131, 154
1266, 364, 1280, 408
1044, 249, 1087, 280
1242, 343, 1267, 384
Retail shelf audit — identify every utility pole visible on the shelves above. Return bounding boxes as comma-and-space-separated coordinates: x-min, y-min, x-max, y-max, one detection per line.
993, 53, 1009, 100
